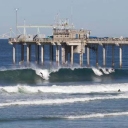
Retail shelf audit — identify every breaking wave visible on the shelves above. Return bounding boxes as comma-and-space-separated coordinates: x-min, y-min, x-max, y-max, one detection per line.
66, 111, 128, 119
1, 111, 128, 122
0, 66, 128, 84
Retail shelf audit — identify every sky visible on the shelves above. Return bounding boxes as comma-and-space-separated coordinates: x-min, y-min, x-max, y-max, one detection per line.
0, 0, 128, 37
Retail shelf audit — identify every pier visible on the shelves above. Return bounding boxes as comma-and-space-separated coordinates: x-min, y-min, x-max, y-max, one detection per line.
8, 22, 128, 68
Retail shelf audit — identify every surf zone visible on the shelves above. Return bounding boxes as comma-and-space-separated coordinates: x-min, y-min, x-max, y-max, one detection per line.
0, 66, 128, 84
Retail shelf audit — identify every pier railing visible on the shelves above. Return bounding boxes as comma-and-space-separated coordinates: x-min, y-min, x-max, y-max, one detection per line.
88, 38, 128, 45
9, 37, 87, 44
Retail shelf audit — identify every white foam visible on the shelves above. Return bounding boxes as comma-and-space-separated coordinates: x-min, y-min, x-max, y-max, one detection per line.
1, 86, 19, 93
92, 67, 115, 75
67, 112, 128, 119
101, 68, 109, 74
108, 68, 115, 73
0, 94, 128, 107
92, 67, 103, 76
1, 83, 128, 94
0, 66, 31, 72
35, 69, 49, 80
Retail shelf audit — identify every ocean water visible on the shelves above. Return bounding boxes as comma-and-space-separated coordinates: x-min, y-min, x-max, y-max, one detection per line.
0, 39, 128, 127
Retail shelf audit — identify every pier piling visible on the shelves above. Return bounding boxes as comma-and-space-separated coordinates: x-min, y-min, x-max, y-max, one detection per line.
41, 44, 44, 64
87, 47, 90, 67
96, 46, 98, 67
71, 46, 74, 65
27, 44, 31, 63
112, 45, 115, 67
103, 45, 106, 67
119, 45, 122, 68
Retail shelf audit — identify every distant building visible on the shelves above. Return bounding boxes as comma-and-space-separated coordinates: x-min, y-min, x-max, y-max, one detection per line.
53, 28, 88, 40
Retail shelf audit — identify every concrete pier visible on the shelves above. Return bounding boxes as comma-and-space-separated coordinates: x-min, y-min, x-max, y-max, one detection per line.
9, 25, 128, 68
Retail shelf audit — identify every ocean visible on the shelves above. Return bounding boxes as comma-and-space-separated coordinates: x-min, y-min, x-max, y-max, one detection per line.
0, 39, 128, 128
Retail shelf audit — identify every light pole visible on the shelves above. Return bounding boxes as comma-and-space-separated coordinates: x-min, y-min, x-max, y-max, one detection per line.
15, 8, 19, 37
14, 8, 19, 64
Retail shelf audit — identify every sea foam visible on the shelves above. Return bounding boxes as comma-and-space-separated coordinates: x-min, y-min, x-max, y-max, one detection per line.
0, 83, 128, 94
0, 94, 128, 107
66, 111, 128, 119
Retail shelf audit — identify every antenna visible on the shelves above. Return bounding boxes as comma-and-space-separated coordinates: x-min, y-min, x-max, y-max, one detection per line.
15, 8, 19, 63
71, 1, 73, 27
37, 27, 40, 34
56, 13, 59, 25
10, 28, 12, 38
15, 8, 19, 36
55, 13, 60, 28
23, 19, 26, 35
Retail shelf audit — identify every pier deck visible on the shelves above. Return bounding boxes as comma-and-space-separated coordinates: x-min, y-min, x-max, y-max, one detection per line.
9, 37, 128, 45
88, 38, 128, 45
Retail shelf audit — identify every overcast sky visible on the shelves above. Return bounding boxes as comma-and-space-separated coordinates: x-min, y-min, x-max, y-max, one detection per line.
0, 0, 127, 37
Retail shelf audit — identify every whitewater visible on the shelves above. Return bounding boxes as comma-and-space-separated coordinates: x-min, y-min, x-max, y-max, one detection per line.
0, 83, 128, 94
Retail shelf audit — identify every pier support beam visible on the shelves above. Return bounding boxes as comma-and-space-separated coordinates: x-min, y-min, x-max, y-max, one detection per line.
57, 46, 60, 64
21, 44, 24, 63
112, 45, 115, 67
41, 44, 44, 64
61, 44, 65, 65
119, 45, 122, 68
56, 45, 59, 65
13, 44, 16, 64
56, 45, 58, 63
65, 47, 68, 65
103, 45, 106, 67
87, 47, 90, 67
71, 45, 74, 65
96, 46, 98, 67
80, 42, 84, 66
27, 44, 31, 63
80, 52, 83, 66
